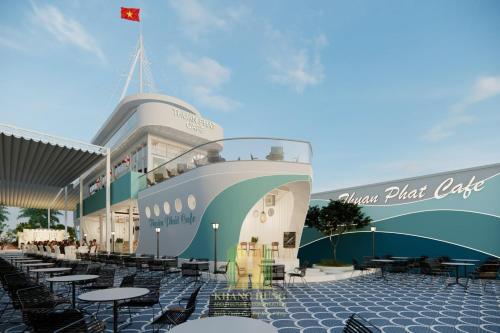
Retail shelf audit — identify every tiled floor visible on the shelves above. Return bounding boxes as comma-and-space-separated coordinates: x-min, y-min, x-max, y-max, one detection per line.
1, 270, 499, 332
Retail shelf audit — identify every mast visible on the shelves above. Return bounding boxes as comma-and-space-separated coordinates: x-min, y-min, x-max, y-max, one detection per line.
139, 33, 143, 94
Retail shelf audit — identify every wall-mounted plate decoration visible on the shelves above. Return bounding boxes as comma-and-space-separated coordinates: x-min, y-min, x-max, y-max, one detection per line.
265, 194, 275, 206
283, 232, 296, 248
268, 208, 275, 217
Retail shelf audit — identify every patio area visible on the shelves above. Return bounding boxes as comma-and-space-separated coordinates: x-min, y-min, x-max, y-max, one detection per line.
1, 259, 499, 333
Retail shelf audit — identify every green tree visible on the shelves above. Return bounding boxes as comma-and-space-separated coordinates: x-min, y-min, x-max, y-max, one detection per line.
305, 205, 321, 227
17, 208, 62, 229
0, 205, 9, 233
307, 200, 372, 262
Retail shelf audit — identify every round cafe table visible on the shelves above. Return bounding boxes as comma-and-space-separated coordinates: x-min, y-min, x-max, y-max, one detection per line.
371, 259, 395, 279
31, 267, 72, 286
441, 262, 476, 289
13, 258, 41, 266
47, 275, 99, 308
169, 316, 278, 333
78, 287, 149, 333
21, 262, 54, 274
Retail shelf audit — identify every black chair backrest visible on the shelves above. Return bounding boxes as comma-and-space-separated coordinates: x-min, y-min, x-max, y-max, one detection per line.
208, 292, 252, 317
272, 265, 285, 281
72, 263, 88, 275
54, 313, 105, 333
343, 314, 381, 333
120, 274, 136, 287
17, 285, 55, 311
185, 286, 202, 313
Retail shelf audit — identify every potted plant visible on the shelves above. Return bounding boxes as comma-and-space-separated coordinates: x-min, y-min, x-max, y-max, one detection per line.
306, 200, 372, 273
250, 236, 258, 244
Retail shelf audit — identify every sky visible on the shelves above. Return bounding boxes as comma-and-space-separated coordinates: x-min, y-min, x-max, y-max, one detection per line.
1, 0, 500, 228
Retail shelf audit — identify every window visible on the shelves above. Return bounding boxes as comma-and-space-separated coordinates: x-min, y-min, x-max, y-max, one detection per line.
175, 198, 182, 213
187, 194, 196, 210
164, 201, 171, 215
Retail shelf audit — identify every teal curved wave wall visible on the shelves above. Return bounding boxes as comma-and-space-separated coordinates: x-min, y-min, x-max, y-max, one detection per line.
181, 174, 310, 260
302, 169, 500, 263
298, 230, 492, 264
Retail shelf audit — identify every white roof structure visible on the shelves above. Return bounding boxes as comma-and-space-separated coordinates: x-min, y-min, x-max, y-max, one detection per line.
0, 123, 106, 210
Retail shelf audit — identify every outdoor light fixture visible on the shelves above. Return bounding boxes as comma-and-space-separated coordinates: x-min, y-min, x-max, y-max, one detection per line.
370, 226, 376, 257
212, 223, 219, 273
259, 199, 267, 223
155, 227, 161, 258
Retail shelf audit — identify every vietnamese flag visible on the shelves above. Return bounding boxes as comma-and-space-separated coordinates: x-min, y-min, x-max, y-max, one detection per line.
121, 7, 140, 22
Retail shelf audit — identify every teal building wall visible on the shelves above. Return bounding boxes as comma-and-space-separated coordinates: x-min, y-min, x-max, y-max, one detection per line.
76, 171, 146, 217
299, 165, 500, 264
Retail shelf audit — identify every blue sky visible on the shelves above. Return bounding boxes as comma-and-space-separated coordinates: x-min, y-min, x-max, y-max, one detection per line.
1, 0, 500, 226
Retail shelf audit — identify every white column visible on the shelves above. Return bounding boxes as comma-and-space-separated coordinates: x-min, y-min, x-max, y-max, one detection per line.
99, 215, 103, 247
79, 177, 83, 237
105, 148, 111, 253
129, 203, 133, 254
64, 186, 68, 235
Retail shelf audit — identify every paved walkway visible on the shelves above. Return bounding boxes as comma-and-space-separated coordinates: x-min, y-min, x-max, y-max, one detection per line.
1, 270, 499, 332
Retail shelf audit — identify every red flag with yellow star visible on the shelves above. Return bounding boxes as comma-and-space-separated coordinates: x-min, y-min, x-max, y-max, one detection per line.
121, 7, 140, 22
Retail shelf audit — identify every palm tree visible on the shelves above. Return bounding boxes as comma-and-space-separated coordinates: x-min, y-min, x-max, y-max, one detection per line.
17, 208, 62, 229
0, 205, 9, 233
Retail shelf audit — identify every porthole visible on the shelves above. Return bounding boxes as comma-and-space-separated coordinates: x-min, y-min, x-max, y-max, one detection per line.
145, 206, 151, 218
153, 204, 160, 217
175, 198, 182, 213
187, 194, 196, 210
164, 201, 171, 215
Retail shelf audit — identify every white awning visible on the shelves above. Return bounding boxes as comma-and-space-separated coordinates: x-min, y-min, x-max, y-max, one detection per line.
0, 123, 106, 210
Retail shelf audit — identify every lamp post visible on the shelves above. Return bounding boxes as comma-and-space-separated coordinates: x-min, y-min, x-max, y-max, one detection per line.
155, 228, 161, 259
111, 231, 115, 253
370, 226, 376, 258
83, 233, 88, 244
211, 223, 219, 273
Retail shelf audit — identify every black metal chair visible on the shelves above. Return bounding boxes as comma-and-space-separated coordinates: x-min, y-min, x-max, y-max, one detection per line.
151, 285, 201, 332
272, 264, 286, 290
17, 285, 71, 330
351, 259, 369, 278
120, 273, 136, 287
29, 309, 88, 333
117, 276, 163, 323
213, 264, 228, 281
343, 313, 381, 332
207, 291, 252, 317
181, 262, 202, 286
53, 313, 106, 333
288, 266, 308, 286
467, 263, 499, 293
81, 267, 115, 290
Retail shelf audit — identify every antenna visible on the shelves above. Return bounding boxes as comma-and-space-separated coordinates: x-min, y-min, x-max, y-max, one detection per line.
119, 32, 156, 101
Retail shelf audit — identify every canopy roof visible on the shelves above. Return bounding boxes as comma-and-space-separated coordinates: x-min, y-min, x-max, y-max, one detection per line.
0, 123, 106, 210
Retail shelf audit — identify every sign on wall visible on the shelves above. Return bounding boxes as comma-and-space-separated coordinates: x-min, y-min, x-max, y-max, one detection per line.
313, 165, 500, 206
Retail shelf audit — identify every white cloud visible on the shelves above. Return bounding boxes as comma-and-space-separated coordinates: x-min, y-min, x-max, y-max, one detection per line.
168, 0, 248, 41
191, 86, 239, 112
423, 75, 500, 142
170, 52, 240, 111
31, 3, 105, 62
267, 31, 327, 93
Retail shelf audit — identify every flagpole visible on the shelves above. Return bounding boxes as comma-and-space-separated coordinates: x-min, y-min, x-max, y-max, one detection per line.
139, 19, 143, 94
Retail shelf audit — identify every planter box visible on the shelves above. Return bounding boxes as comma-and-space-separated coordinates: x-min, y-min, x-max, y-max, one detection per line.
313, 265, 353, 274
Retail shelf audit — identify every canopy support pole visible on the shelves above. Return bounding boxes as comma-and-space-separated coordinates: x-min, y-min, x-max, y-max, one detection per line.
129, 203, 133, 254
64, 186, 68, 235
105, 148, 111, 254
